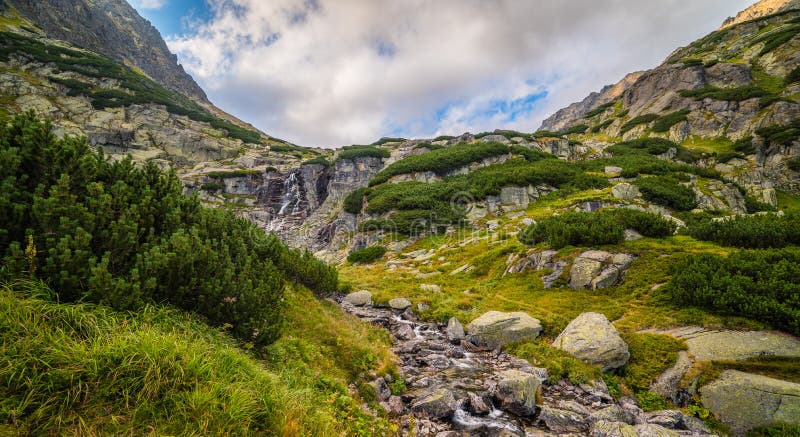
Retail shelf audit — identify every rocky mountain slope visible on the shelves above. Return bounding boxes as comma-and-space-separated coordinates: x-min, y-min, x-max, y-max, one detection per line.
722, 0, 800, 28
3, 0, 208, 103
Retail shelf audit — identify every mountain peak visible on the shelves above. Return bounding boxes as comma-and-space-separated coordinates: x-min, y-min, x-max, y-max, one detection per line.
721, 0, 800, 28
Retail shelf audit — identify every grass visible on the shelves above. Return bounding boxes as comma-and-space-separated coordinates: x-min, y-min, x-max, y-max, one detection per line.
681, 136, 735, 154
205, 169, 260, 179
679, 85, 772, 102
617, 333, 687, 392
0, 282, 395, 436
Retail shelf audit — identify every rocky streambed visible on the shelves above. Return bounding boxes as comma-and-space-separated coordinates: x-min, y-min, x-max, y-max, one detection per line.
340, 296, 714, 437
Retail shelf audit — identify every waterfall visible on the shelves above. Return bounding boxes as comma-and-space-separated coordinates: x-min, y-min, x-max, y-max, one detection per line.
277, 172, 301, 215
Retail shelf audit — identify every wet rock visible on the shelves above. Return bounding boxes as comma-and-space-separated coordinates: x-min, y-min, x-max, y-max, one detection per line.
466, 311, 542, 348
554, 312, 630, 371
380, 395, 405, 417
388, 297, 412, 310
395, 324, 415, 341
343, 290, 373, 306
493, 370, 541, 417
539, 401, 591, 432
410, 388, 458, 419
589, 420, 638, 437
447, 317, 465, 343
700, 370, 800, 434
467, 392, 493, 415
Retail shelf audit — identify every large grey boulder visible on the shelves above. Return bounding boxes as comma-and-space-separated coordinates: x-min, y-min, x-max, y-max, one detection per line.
466, 311, 542, 348
554, 312, 630, 371
343, 290, 373, 306
569, 251, 635, 290
539, 401, 591, 433
410, 388, 457, 419
700, 370, 800, 435
493, 370, 541, 416
633, 424, 679, 436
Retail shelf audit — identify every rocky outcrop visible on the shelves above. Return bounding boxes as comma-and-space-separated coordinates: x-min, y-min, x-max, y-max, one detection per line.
701, 370, 800, 435
466, 311, 543, 348
721, 0, 800, 28
569, 251, 636, 290
554, 312, 630, 371
504, 250, 566, 289
5, 0, 209, 103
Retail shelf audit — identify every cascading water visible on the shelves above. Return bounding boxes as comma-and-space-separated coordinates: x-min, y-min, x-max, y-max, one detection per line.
267, 172, 304, 233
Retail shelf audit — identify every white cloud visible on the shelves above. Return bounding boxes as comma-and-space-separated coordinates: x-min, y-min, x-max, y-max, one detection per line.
130, 0, 168, 10
168, 0, 753, 146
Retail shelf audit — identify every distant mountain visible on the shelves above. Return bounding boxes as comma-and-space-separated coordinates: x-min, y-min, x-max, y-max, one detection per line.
4, 0, 209, 103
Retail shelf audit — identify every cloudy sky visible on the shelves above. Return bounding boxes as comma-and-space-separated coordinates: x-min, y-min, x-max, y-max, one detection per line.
131, 0, 753, 147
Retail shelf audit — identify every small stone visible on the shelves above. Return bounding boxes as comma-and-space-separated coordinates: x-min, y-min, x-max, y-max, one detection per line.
388, 297, 412, 310
420, 284, 442, 293
643, 410, 683, 429
605, 166, 623, 176
633, 423, 679, 436
395, 324, 415, 340
369, 378, 391, 402
468, 392, 492, 415
380, 395, 405, 417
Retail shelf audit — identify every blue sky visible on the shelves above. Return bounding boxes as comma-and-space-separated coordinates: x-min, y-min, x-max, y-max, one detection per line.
130, 0, 753, 147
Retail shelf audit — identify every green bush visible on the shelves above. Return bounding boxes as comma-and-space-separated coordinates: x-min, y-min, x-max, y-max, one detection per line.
747, 423, 800, 437
562, 124, 589, 135
343, 187, 369, 215
634, 175, 698, 211
532, 130, 562, 138
733, 136, 755, 155
679, 85, 771, 102
620, 114, 659, 133
518, 211, 624, 249
205, 169, 260, 179
662, 248, 800, 335
756, 120, 800, 146
370, 137, 405, 146
518, 208, 676, 249
591, 119, 614, 133
369, 142, 511, 186
652, 110, 690, 132
685, 213, 799, 248
788, 157, 800, 172
681, 58, 703, 67
302, 156, 331, 167
584, 102, 616, 118
787, 66, 800, 84
751, 25, 800, 55
347, 246, 387, 264
0, 113, 337, 348
607, 138, 679, 156
581, 153, 716, 178
744, 195, 776, 214
338, 146, 390, 160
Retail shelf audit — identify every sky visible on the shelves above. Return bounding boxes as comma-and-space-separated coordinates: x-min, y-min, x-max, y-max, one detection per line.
131, 0, 754, 147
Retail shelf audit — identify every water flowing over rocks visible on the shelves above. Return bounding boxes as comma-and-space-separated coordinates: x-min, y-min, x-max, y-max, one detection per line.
339, 300, 713, 436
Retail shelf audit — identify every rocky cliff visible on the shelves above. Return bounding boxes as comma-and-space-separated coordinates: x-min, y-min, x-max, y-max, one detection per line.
721, 0, 800, 28
3, 0, 209, 104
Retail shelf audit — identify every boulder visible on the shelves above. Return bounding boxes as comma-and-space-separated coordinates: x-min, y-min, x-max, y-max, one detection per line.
466, 311, 542, 348
343, 290, 372, 306
467, 391, 492, 415
493, 370, 541, 416
643, 410, 683, 429
612, 183, 640, 200
554, 312, 630, 371
569, 253, 607, 289
700, 370, 800, 435
481, 134, 510, 143
539, 401, 591, 433
369, 377, 391, 402
388, 297, 412, 310
589, 420, 638, 437
420, 284, 442, 293
446, 317, 465, 343
590, 405, 637, 425
410, 388, 457, 419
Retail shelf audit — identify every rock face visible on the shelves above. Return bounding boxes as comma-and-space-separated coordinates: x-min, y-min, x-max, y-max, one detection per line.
493, 370, 541, 416
701, 370, 800, 435
466, 311, 543, 348
410, 388, 457, 419
721, 0, 800, 28
554, 312, 630, 371
6, 0, 209, 103
569, 251, 636, 290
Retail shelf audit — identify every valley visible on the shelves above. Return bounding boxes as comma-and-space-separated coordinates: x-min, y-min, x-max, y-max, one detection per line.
0, 0, 799, 436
